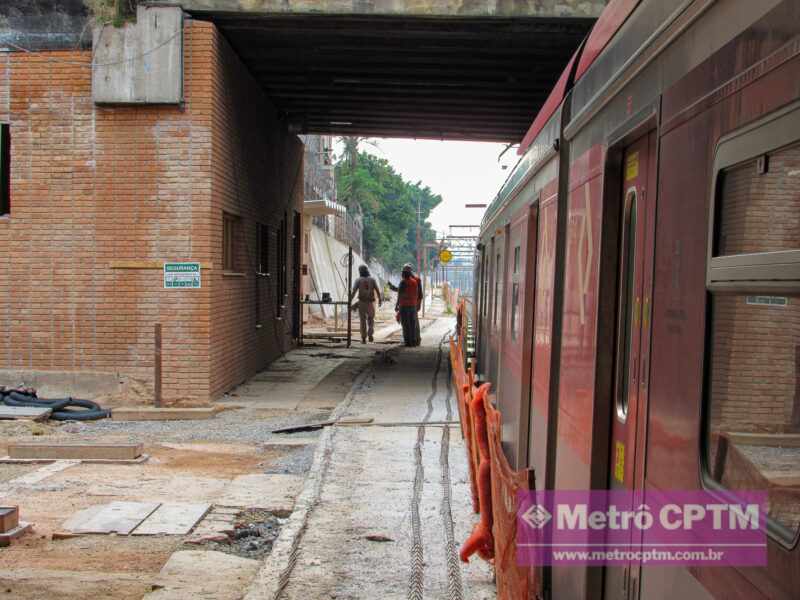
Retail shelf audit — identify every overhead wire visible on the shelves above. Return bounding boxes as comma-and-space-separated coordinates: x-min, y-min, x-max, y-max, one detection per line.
2, 25, 182, 69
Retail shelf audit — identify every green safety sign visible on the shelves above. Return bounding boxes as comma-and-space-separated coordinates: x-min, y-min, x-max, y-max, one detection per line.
164, 263, 201, 289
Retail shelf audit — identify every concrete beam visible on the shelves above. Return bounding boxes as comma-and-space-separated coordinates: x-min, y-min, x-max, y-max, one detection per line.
166, 0, 606, 18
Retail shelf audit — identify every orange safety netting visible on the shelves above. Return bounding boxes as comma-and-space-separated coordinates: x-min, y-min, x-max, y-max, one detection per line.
460, 382, 495, 562
485, 393, 540, 600
451, 300, 539, 599
450, 336, 479, 512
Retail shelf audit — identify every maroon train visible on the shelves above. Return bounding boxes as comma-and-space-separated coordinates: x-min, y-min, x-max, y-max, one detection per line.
471, 0, 800, 598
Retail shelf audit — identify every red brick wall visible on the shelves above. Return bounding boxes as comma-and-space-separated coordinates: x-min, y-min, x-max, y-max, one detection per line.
206, 23, 304, 398
0, 21, 302, 404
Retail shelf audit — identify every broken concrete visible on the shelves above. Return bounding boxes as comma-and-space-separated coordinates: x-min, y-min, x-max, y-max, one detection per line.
217, 474, 304, 516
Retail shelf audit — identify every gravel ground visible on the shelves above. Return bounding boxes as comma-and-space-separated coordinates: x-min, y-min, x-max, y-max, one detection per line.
263, 443, 316, 475
0, 350, 379, 446
51, 408, 331, 445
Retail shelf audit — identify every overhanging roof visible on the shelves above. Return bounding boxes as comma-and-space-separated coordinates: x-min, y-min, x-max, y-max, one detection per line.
192, 13, 595, 142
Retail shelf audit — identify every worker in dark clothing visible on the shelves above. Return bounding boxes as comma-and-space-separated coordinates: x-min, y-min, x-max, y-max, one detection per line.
393, 264, 423, 346
350, 265, 382, 343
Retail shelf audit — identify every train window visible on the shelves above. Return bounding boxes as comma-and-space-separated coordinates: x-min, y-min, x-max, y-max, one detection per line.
706, 292, 800, 536
615, 189, 637, 423
705, 106, 800, 544
493, 252, 501, 328
510, 246, 520, 340
715, 143, 800, 257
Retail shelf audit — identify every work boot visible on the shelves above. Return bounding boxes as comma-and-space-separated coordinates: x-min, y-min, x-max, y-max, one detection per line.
368, 335, 374, 342
361, 338, 366, 344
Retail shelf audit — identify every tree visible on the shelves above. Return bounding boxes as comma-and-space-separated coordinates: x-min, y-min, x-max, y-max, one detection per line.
335, 140, 442, 272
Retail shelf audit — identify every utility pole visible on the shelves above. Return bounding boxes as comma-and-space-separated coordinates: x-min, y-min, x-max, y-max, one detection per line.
416, 196, 422, 276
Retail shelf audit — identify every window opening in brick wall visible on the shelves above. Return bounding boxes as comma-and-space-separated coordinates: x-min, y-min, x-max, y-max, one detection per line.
258, 223, 270, 275
0, 124, 9, 216
277, 214, 288, 315
704, 110, 800, 545
223, 212, 240, 272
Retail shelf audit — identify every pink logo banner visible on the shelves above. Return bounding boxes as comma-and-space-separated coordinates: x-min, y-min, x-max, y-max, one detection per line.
516, 490, 767, 566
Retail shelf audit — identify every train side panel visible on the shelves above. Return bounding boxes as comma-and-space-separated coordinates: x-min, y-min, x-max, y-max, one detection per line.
645, 2, 800, 597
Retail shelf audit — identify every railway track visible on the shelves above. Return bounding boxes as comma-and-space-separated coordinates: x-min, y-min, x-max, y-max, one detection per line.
408, 331, 464, 600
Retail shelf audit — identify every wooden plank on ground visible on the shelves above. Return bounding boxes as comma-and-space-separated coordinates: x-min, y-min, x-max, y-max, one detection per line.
8, 442, 142, 461
729, 433, 800, 448
0, 507, 19, 533
132, 503, 211, 535
272, 417, 373, 434
0, 406, 52, 421
63, 501, 160, 535
112, 407, 216, 421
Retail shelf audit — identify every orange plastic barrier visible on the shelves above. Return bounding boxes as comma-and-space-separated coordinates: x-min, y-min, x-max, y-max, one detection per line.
485, 393, 539, 600
450, 337, 479, 513
460, 383, 495, 563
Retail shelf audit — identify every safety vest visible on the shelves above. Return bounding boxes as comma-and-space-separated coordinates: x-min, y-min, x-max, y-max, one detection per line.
398, 276, 419, 308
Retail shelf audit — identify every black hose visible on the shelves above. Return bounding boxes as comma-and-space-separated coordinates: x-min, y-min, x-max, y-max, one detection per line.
1, 389, 109, 421
51, 408, 111, 421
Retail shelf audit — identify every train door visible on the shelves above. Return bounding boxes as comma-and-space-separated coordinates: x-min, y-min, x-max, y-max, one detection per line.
498, 206, 538, 468
604, 131, 658, 600
488, 231, 507, 386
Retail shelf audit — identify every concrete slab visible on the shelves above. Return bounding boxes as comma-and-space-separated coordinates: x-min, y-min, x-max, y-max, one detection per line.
144, 550, 261, 600
216, 474, 303, 515
0, 406, 52, 421
0, 454, 149, 465
0, 460, 80, 498
8, 442, 142, 460
0, 522, 32, 543
132, 502, 211, 535
63, 501, 161, 535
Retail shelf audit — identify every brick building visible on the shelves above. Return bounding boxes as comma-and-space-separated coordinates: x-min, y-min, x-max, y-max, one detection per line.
0, 19, 304, 405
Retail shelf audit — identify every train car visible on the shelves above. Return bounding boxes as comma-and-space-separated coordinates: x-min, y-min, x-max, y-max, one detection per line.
469, 0, 800, 598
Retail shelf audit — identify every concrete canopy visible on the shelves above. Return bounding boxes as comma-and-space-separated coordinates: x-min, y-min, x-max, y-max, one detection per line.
174, 1, 603, 142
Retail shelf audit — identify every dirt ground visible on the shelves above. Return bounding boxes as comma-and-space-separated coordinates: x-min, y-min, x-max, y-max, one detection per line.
0, 344, 377, 600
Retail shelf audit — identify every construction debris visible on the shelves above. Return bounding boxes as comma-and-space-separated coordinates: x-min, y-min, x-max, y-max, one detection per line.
272, 416, 373, 434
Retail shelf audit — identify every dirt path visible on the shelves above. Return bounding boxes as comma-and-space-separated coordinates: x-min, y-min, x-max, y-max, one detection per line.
273, 313, 496, 600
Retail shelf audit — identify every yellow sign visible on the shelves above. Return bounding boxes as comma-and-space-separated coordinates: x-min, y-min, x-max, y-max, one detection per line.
614, 441, 626, 483
625, 151, 639, 181
439, 249, 453, 264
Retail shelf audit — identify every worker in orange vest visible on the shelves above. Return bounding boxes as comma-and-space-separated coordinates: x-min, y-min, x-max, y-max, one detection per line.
393, 264, 423, 346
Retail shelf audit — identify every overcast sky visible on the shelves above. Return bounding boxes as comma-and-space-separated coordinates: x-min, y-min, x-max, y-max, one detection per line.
341, 138, 519, 238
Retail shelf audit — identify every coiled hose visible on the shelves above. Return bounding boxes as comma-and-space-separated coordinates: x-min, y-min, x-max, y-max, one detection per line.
0, 388, 111, 421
